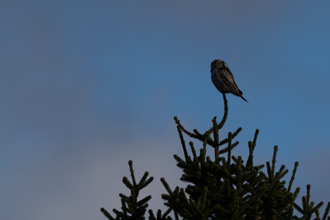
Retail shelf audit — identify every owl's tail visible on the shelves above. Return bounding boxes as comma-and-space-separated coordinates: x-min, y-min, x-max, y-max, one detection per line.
238, 90, 248, 103
240, 95, 248, 103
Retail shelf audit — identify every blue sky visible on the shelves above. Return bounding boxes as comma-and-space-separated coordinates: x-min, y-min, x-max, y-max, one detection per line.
1, 1, 330, 219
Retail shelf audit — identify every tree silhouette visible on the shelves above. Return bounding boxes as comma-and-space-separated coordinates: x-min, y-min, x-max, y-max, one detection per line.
101, 94, 330, 220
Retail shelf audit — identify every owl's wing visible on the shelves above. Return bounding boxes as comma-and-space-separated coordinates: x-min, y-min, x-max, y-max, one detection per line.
220, 68, 239, 89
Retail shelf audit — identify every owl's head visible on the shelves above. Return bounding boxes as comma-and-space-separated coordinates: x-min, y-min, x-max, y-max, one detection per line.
210, 59, 228, 72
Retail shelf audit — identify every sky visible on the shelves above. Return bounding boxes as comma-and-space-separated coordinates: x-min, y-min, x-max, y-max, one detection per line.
1, 1, 330, 219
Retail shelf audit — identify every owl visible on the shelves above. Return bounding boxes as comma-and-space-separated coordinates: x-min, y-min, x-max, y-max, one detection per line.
211, 59, 248, 102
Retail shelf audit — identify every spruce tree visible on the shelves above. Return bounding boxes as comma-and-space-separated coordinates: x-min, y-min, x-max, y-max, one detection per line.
101, 94, 330, 220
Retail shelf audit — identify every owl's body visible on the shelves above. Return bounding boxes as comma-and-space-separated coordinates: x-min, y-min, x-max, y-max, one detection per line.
211, 59, 247, 102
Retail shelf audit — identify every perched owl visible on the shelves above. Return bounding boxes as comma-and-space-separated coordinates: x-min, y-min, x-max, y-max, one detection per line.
211, 59, 248, 102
